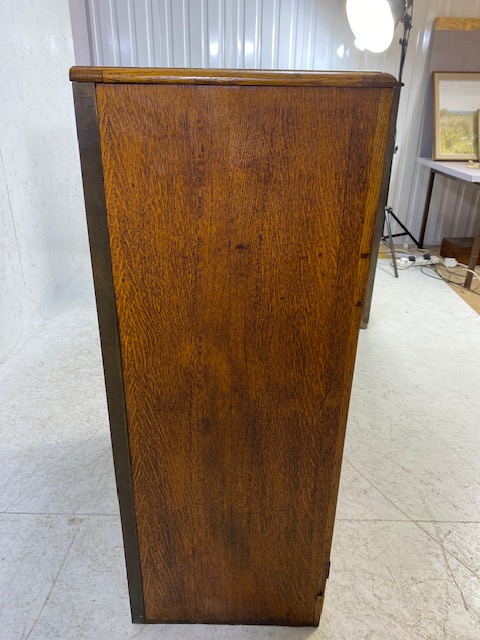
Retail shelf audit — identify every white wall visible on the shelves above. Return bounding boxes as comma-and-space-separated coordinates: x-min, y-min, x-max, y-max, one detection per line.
390, 0, 480, 243
84, 0, 480, 245
0, 0, 89, 361
70, 0, 92, 65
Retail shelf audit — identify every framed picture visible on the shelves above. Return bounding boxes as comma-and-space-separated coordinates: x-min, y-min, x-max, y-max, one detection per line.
478, 109, 480, 160
433, 72, 480, 161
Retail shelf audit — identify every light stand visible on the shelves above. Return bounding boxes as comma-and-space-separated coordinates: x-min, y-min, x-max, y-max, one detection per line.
382, 1, 421, 277
347, 0, 419, 278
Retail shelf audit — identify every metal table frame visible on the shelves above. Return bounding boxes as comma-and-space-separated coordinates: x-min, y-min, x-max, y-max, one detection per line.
417, 158, 480, 289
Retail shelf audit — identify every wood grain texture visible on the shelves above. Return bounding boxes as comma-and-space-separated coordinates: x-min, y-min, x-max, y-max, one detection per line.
435, 17, 480, 31
70, 65, 398, 88
95, 75, 394, 625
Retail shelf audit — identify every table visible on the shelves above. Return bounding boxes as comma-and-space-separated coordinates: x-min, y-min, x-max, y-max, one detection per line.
417, 157, 480, 289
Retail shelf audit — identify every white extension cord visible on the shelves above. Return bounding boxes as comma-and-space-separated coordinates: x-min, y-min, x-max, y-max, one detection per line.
395, 252, 480, 287
397, 254, 440, 266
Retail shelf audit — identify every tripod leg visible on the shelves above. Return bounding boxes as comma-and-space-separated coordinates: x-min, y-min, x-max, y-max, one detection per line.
389, 211, 421, 248
385, 207, 398, 278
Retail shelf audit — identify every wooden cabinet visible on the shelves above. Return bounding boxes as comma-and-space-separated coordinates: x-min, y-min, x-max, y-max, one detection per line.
71, 67, 398, 626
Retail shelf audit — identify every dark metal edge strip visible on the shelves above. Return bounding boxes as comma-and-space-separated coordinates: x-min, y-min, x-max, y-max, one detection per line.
72, 82, 145, 623
361, 85, 402, 328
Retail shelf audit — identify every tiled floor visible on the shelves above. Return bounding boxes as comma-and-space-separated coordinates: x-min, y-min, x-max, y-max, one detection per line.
1, 262, 479, 639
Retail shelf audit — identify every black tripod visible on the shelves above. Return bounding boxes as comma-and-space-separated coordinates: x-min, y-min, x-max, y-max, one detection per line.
382, 2, 421, 277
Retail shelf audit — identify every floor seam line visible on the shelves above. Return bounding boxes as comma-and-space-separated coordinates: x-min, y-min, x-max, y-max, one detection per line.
23, 518, 84, 640
3, 437, 109, 514
344, 459, 480, 580
344, 458, 414, 522
413, 520, 480, 581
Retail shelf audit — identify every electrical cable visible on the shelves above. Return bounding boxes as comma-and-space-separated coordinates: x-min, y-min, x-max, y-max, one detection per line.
380, 248, 480, 290
394, 261, 415, 270
435, 262, 480, 286
398, 247, 430, 256
420, 265, 443, 280
379, 241, 430, 257
455, 263, 480, 286
420, 263, 480, 297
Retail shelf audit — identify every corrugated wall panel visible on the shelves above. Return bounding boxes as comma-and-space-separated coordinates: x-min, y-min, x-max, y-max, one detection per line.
392, 0, 480, 244
85, 0, 480, 244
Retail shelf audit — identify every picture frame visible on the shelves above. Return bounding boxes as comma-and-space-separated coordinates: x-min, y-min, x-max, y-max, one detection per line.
478, 109, 480, 160
433, 72, 480, 161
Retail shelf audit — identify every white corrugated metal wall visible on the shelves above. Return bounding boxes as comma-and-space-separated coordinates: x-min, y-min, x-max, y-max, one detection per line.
84, 0, 480, 244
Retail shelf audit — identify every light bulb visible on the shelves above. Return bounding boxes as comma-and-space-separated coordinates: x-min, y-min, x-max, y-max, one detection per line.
346, 0, 395, 53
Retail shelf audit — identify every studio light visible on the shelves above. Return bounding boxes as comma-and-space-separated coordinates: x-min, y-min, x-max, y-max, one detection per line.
346, 0, 419, 282
346, 0, 411, 53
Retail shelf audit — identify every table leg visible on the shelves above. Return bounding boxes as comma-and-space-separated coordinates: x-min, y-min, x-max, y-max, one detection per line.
419, 169, 435, 249
465, 223, 480, 289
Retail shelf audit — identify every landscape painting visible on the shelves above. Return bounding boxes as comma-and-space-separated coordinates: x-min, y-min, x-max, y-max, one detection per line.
433, 73, 480, 160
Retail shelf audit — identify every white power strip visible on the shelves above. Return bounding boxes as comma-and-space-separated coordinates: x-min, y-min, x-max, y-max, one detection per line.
397, 254, 441, 266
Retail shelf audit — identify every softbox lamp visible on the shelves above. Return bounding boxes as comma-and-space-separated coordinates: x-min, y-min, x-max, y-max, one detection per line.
346, 0, 412, 54
346, 0, 419, 287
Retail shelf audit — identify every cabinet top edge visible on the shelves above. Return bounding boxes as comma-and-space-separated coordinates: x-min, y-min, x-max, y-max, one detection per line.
70, 66, 399, 88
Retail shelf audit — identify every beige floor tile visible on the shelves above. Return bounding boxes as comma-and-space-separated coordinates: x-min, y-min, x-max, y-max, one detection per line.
318, 521, 480, 640
1, 263, 479, 638
417, 522, 480, 577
